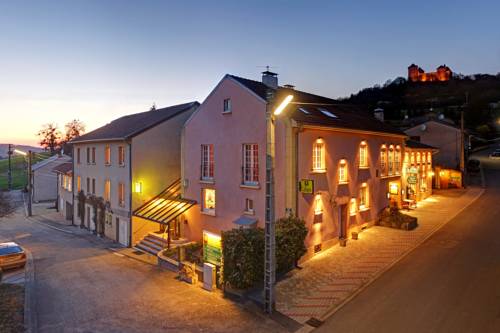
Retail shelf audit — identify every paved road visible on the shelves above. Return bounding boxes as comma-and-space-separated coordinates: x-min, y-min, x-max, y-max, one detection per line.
0, 198, 285, 333
317, 148, 500, 333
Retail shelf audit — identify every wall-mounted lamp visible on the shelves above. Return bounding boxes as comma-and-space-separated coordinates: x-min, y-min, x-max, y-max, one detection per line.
134, 182, 142, 193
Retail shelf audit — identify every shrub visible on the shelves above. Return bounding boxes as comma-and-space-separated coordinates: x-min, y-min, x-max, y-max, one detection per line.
276, 216, 308, 273
221, 228, 264, 289
378, 207, 418, 230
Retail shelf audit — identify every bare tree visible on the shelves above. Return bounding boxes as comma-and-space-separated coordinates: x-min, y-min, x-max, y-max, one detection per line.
37, 123, 62, 154
64, 119, 85, 142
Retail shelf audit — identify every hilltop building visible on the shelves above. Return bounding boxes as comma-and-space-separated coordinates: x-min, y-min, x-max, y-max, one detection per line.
408, 64, 452, 82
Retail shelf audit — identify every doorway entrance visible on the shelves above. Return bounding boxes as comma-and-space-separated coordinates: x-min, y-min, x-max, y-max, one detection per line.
339, 204, 348, 239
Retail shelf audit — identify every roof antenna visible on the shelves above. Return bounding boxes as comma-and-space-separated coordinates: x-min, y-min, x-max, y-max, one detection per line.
150, 103, 156, 111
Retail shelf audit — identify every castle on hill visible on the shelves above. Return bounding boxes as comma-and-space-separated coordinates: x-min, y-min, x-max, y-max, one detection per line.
408, 64, 452, 82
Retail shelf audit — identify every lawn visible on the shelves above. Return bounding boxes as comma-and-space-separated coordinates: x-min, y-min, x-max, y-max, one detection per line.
0, 283, 24, 333
0, 152, 51, 190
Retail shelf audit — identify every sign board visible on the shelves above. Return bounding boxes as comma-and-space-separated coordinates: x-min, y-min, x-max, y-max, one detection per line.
407, 175, 417, 184
409, 166, 418, 174
203, 231, 222, 266
299, 179, 314, 194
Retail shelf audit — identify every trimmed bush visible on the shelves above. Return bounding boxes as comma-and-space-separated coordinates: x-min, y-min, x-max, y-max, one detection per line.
378, 207, 418, 230
276, 216, 308, 273
222, 228, 264, 289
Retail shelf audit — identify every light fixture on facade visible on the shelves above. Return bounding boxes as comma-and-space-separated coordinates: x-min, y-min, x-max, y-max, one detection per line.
274, 95, 294, 115
134, 182, 142, 193
428, 171, 435, 177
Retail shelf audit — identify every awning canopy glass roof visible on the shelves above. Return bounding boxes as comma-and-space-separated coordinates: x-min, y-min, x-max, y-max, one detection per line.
133, 179, 196, 225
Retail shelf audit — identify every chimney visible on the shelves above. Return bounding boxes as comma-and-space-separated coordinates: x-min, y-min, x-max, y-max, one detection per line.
374, 107, 384, 122
262, 70, 278, 89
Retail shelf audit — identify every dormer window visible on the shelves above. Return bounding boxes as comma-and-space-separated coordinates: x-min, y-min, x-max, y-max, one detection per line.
223, 98, 232, 113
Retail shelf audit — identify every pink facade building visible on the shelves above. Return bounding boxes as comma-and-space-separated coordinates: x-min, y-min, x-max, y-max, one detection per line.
182, 72, 406, 260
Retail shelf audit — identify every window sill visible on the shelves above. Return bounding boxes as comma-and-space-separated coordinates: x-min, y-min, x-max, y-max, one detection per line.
201, 210, 216, 216
240, 184, 260, 190
358, 166, 369, 170
119, 164, 126, 168
338, 181, 349, 185
243, 210, 255, 216
105, 164, 111, 167
222, 111, 232, 115
310, 169, 326, 174
200, 179, 215, 184
359, 206, 370, 212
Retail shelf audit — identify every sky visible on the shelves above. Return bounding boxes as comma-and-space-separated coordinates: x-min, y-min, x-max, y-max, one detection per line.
1, 0, 499, 146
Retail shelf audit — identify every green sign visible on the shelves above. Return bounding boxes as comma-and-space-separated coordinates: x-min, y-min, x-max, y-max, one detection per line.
299, 179, 314, 194
203, 231, 222, 266
409, 166, 418, 174
407, 175, 417, 184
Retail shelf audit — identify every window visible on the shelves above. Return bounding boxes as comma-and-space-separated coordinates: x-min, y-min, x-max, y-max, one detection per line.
411, 153, 415, 165
77, 176, 81, 192
416, 152, 421, 165
86, 177, 90, 193
92, 178, 95, 194
104, 180, 111, 202
299, 107, 310, 114
118, 183, 125, 207
86, 147, 90, 164
312, 138, 325, 172
202, 188, 216, 215
338, 159, 348, 183
105, 146, 111, 165
118, 146, 125, 166
77, 148, 81, 164
427, 152, 431, 165
350, 198, 357, 216
67, 176, 72, 192
91, 147, 96, 164
318, 108, 338, 118
359, 141, 368, 168
395, 146, 401, 174
243, 144, 259, 185
380, 145, 387, 176
223, 98, 231, 113
245, 198, 254, 214
359, 183, 369, 210
388, 145, 394, 175
201, 144, 214, 180
314, 194, 323, 223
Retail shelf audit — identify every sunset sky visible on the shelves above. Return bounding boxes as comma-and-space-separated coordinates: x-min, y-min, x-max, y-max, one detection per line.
1, 0, 499, 146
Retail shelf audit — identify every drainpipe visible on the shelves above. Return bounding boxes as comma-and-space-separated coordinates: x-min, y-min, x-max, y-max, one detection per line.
128, 141, 133, 248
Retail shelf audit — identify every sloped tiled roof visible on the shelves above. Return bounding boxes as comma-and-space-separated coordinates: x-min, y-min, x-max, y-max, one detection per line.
71, 102, 199, 143
52, 162, 73, 175
229, 74, 404, 136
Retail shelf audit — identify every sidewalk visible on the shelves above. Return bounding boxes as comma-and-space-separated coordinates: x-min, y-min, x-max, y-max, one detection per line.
275, 187, 484, 327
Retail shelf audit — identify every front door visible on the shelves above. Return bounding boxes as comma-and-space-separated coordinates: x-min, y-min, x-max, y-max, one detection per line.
339, 204, 348, 239
118, 219, 128, 246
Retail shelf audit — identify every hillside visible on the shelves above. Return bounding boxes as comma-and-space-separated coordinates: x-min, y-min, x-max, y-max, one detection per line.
343, 74, 500, 138
0, 152, 51, 190
0, 144, 44, 159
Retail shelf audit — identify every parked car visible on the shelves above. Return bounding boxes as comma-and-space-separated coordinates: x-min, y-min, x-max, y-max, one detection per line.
0, 242, 26, 270
489, 152, 500, 160
467, 159, 481, 173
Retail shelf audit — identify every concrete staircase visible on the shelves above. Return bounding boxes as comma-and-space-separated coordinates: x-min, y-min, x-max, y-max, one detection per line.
134, 232, 190, 256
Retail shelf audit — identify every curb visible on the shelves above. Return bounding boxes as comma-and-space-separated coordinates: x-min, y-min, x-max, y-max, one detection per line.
309, 188, 485, 329
29, 216, 75, 235
23, 249, 37, 333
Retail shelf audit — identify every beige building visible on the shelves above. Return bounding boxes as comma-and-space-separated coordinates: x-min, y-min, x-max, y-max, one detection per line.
32, 154, 72, 202
53, 162, 74, 221
71, 102, 199, 247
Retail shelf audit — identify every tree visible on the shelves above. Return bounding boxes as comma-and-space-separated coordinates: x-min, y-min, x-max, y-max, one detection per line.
275, 216, 308, 273
64, 119, 85, 142
37, 123, 62, 154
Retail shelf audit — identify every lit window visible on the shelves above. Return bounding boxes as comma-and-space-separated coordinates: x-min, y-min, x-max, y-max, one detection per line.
68, 176, 72, 192
388, 145, 394, 175
105, 146, 111, 165
314, 194, 323, 223
223, 98, 231, 113
77, 176, 81, 192
118, 183, 125, 207
299, 107, 310, 114
404, 152, 409, 164
427, 152, 431, 165
359, 183, 369, 210
380, 145, 387, 176
243, 144, 259, 185
349, 198, 357, 216
201, 144, 214, 180
104, 180, 111, 202
312, 138, 326, 172
359, 141, 368, 168
202, 188, 216, 215
411, 153, 415, 165
395, 146, 401, 174
245, 198, 254, 214
118, 146, 125, 166
319, 108, 338, 118
338, 159, 348, 183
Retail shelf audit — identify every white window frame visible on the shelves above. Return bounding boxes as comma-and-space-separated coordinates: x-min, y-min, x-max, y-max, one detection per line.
202, 188, 216, 215
338, 159, 348, 184
105, 146, 111, 166
201, 144, 214, 181
312, 140, 325, 172
118, 183, 125, 207
245, 198, 254, 215
243, 144, 259, 185
223, 98, 232, 113
359, 142, 368, 168
118, 146, 125, 166
359, 184, 369, 210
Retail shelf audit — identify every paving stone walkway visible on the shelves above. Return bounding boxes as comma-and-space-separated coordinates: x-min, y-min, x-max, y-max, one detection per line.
275, 187, 484, 324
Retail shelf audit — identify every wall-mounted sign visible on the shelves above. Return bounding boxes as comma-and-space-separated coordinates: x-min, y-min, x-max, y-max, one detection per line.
407, 175, 417, 184
389, 182, 399, 195
299, 179, 314, 194
409, 166, 418, 174
203, 231, 221, 266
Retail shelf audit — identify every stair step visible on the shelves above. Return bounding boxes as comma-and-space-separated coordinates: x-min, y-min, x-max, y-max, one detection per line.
141, 239, 163, 251
134, 244, 158, 256
145, 236, 169, 247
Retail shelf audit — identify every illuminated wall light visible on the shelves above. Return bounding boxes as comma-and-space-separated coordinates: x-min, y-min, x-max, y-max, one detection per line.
428, 171, 435, 177
274, 94, 294, 115
134, 182, 142, 193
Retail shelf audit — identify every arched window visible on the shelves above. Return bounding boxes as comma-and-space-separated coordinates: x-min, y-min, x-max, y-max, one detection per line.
359, 183, 369, 210
395, 145, 401, 175
380, 145, 387, 176
388, 145, 394, 175
312, 138, 326, 172
338, 159, 348, 183
359, 141, 368, 168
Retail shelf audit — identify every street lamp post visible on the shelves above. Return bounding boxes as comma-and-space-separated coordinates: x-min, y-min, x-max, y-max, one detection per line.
264, 92, 293, 314
13, 149, 32, 216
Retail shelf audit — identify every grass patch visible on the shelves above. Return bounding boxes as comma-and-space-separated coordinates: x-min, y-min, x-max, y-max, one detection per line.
0, 152, 51, 190
0, 283, 24, 333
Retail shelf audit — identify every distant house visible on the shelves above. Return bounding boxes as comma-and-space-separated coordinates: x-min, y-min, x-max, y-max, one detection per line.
32, 154, 72, 202
402, 140, 438, 203
70, 102, 199, 247
53, 162, 73, 221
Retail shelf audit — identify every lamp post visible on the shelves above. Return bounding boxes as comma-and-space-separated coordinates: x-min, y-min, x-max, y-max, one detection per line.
264, 93, 293, 314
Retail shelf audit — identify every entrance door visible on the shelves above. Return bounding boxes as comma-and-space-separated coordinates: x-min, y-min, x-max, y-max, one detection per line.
65, 202, 73, 221
86, 206, 90, 228
118, 219, 128, 246
339, 204, 348, 239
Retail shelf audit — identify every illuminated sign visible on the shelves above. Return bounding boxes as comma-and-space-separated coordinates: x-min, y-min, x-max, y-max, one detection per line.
389, 183, 399, 195
407, 175, 417, 184
203, 231, 221, 266
299, 179, 314, 194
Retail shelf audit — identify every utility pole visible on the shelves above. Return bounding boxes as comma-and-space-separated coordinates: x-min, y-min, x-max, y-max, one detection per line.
27, 150, 32, 216
264, 89, 276, 314
461, 92, 467, 188
7, 144, 12, 190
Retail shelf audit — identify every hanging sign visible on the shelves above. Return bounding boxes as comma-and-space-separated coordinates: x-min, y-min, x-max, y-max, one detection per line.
299, 179, 314, 194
